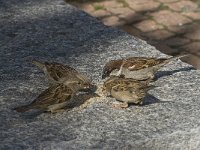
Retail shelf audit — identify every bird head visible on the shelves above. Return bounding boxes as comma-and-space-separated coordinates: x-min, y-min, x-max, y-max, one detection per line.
102, 67, 112, 79
75, 74, 94, 90
77, 80, 93, 89
102, 59, 123, 79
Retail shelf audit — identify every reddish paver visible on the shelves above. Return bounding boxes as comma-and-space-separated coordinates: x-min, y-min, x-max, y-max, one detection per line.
150, 10, 192, 27
109, 7, 134, 15
168, 24, 189, 34
182, 12, 200, 20
145, 29, 174, 40
80, 4, 94, 13
158, 0, 179, 3
184, 25, 200, 40
66, 0, 200, 68
153, 43, 180, 55
120, 25, 145, 39
102, 16, 125, 26
182, 54, 200, 69
182, 42, 200, 53
119, 13, 144, 23
125, 0, 160, 12
92, 10, 111, 18
96, 0, 123, 9
164, 37, 190, 47
134, 20, 164, 32
168, 23, 200, 35
166, 1, 198, 12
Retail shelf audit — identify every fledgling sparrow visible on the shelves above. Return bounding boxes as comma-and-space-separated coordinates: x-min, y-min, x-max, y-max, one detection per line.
32, 60, 92, 89
103, 76, 153, 108
14, 80, 88, 113
102, 55, 187, 81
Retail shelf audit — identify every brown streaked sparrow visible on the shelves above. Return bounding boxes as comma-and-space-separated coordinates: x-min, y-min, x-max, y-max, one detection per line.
32, 60, 92, 89
102, 55, 187, 81
103, 76, 153, 108
14, 80, 89, 113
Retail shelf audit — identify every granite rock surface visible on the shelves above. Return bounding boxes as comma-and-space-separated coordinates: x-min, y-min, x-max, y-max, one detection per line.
0, 0, 200, 149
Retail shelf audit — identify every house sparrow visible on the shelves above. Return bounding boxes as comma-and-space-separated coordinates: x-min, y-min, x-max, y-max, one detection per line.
103, 75, 149, 96
103, 76, 152, 108
32, 60, 92, 89
102, 55, 187, 80
14, 80, 88, 113
110, 84, 153, 108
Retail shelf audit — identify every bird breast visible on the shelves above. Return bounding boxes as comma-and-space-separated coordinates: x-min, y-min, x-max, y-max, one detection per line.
110, 89, 139, 103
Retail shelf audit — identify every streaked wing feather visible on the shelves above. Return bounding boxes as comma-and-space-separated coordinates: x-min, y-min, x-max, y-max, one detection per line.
45, 62, 78, 81
103, 76, 149, 93
125, 57, 167, 71
111, 85, 140, 101
29, 84, 73, 108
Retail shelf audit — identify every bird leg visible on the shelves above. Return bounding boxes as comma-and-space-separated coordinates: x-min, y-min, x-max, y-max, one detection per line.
78, 98, 96, 110
111, 102, 129, 109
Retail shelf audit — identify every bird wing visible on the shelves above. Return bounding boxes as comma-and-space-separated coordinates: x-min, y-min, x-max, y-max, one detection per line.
32, 60, 79, 81
111, 84, 139, 102
103, 77, 148, 94
44, 62, 79, 82
32, 60, 90, 86
102, 59, 123, 79
28, 84, 73, 109
14, 84, 74, 112
125, 57, 167, 71
111, 78, 148, 89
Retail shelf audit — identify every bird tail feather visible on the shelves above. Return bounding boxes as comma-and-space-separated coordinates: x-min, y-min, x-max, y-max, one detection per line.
32, 60, 45, 70
141, 85, 157, 92
155, 54, 188, 69
13, 105, 32, 112
164, 54, 188, 63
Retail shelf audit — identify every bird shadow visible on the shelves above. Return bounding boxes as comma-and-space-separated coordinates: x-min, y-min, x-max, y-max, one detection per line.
16, 110, 45, 120
128, 94, 172, 107
13, 85, 99, 119
64, 92, 100, 109
142, 94, 173, 106
155, 66, 195, 80
133, 66, 195, 107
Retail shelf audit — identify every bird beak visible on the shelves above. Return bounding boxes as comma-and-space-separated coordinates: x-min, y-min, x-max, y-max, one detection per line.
92, 93, 101, 97
88, 83, 96, 91
80, 83, 96, 92
102, 74, 106, 79
102, 71, 108, 79
84, 83, 94, 89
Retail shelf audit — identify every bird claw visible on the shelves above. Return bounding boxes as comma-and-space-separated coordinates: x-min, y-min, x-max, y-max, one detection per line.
111, 103, 129, 109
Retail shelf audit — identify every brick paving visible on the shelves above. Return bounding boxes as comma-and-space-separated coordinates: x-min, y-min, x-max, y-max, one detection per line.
65, 0, 200, 69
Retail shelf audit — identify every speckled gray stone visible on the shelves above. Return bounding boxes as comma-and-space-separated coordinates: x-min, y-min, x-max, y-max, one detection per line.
0, 0, 200, 149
